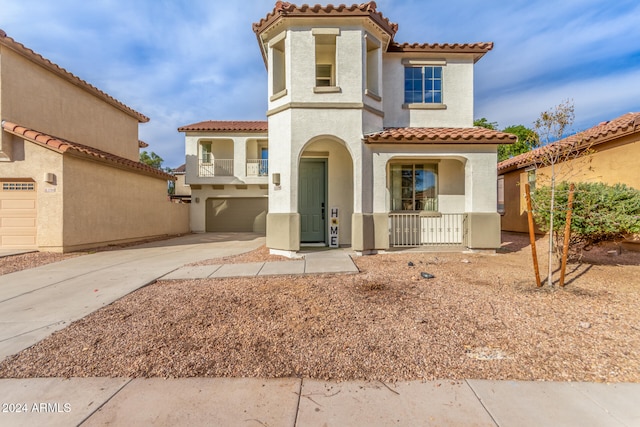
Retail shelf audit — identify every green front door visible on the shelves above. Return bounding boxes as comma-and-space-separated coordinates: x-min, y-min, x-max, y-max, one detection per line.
299, 159, 326, 243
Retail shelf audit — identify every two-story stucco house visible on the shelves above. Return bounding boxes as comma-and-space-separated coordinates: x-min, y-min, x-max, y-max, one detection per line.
0, 30, 189, 252
181, 2, 515, 256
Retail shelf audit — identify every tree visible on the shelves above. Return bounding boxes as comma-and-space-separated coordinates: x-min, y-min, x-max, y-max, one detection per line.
529, 99, 576, 286
474, 119, 538, 162
499, 125, 538, 162
139, 151, 164, 169
474, 118, 498, 130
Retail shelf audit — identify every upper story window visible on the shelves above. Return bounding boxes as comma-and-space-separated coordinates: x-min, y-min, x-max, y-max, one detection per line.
402, 59, 446, 109
201, 142, 212, 163
404, 66, 442, 104
313, 28, 340, 92
365, 34, 381, 99
269, 32, 287, 100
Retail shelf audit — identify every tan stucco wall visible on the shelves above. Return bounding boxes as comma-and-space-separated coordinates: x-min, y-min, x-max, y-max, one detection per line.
58, 155, 189, 252
501, 137, 640, 233
173, 174, 191, 196
0, 138, 64, 248
0, 46, 141, 161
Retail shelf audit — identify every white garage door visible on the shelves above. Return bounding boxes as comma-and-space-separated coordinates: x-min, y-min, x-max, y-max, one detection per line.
206, 198, 267, 233
0, 181, 37, 249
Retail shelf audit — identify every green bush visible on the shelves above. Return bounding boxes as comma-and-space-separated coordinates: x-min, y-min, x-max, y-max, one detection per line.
531, 182, 640, 252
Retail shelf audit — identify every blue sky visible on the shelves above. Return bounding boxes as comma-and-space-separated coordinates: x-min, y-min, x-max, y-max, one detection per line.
3, 0, 639, 168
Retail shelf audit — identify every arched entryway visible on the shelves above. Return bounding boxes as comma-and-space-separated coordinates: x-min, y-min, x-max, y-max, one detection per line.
298, 136, 354, 246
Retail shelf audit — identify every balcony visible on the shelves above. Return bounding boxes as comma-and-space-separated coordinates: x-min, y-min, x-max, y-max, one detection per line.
246, 159, 268, 177
199, 160, 233, 177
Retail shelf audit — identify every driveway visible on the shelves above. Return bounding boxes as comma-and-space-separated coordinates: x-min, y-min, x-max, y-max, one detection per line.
0, 233, 265, 361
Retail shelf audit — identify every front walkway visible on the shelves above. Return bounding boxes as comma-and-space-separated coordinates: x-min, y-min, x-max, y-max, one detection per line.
161, 248, 358, 280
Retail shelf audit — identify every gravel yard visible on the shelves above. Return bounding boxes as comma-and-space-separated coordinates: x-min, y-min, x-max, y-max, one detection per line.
0, 233, 638, 382
0, 252, 80, 276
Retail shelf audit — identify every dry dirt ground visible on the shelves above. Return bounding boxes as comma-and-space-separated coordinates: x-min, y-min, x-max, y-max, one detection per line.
0, 233, 638, 382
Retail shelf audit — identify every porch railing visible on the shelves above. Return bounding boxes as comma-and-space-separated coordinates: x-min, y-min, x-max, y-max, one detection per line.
246, 159, 268, 177
199, 159, 234, 177
389, 212, 465, 247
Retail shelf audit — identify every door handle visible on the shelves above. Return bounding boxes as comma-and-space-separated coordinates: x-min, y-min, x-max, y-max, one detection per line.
321, 202, 325, 220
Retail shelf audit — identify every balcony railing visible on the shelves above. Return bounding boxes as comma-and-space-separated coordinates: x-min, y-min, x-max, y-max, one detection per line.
246, 159, 269, 177
199, 159, 233, 177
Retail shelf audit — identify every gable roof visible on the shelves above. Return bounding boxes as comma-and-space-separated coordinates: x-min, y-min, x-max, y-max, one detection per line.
363, 127, 517, 144
178, 120, 269, 133
0, 29, 149, 123
253, 1, 399, 39
497, 112, 640, 173
2, 121, 174, 180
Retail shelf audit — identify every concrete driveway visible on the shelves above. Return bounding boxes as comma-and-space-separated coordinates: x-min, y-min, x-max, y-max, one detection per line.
0, 233, 265, 361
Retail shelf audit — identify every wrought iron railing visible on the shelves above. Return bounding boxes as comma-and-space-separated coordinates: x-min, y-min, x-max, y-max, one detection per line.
246, 159, 268, 177
389, 212, 465, 247
199, 159, 234, 177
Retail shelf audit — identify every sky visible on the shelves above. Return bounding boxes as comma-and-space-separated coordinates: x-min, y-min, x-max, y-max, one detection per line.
2, 0, 640, 168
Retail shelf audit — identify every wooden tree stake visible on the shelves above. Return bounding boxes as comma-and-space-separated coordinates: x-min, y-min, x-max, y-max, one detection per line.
559, 183, 575, 287
525, 183, 542, 287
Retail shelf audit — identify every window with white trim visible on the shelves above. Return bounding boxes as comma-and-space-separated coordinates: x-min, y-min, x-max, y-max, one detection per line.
313, 29, 339, 90
404, 66, 443, 104
270, 33, 286, 96
201, 142, 212, 164
365, 34, 380, 97
390, 163, 438, 211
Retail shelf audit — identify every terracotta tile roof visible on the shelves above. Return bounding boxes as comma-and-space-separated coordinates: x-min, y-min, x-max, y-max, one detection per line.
253, 2, 398, 38
363, 127, 517, 144
138, 140, 149, 148
178, 120, 269, 133
0, 29, 149, 123
497, 112, 640, 173
173, 164, 186, 173
2, 121, 174, 180
388, 42, 494, 62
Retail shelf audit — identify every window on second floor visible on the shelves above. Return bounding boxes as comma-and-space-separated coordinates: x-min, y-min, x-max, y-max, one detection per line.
313, 29, 339, 91
270, 32, 287, 99
365, 34, 381, 98
201, 142, 212, 163
404, 66, 443, 104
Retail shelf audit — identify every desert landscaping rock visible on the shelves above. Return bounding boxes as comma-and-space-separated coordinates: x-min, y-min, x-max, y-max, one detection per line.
0, 234, 638, 383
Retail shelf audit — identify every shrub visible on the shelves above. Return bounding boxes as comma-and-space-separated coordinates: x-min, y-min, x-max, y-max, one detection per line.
531, 182, 640, 257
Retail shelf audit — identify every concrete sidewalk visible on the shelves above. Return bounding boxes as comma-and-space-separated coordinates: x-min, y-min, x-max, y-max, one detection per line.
0, 377, 637, 426
160, 248, 358, 280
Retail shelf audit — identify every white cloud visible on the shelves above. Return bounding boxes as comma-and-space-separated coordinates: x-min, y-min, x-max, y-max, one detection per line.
2, 0, 638, 166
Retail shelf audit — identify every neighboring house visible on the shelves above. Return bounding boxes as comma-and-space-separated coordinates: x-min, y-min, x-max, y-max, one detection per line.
169, 164, 192, 203
179, 121, 269, 232
0, 30, 189, 252
180, 2, 515, 256
497, 112, 640, 233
